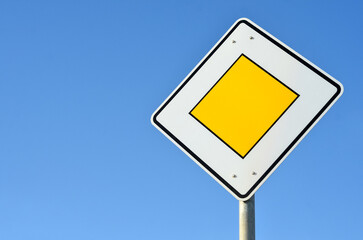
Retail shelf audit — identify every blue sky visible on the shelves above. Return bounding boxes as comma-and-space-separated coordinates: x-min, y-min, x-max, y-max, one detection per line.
0, 1, 362, 239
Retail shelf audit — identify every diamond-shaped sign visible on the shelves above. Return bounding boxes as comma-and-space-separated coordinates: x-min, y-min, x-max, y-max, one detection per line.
151, 18, 343, 201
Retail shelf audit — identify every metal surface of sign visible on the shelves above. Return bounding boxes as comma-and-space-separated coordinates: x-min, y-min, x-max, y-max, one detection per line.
151, 18, 343, 201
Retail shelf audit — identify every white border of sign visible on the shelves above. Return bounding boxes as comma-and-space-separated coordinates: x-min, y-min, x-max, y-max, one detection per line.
151, 18, 343, 201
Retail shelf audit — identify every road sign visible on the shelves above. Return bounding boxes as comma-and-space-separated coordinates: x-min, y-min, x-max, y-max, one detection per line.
151, 18, 343, 201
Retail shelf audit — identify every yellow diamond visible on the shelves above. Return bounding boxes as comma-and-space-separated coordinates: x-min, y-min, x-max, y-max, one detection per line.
190, 55, 298, 158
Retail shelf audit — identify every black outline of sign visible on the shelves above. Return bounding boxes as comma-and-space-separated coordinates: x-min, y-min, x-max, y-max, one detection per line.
152, 19, 342, 199
189, 54, 299, 159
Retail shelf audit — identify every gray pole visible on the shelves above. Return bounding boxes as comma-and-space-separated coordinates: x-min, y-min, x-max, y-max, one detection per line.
239, 195, 255, 240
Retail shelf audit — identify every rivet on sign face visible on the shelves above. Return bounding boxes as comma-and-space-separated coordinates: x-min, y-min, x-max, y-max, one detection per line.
232, 40, 236, 43
232, 174, 237, 178
252, 171, 257, 175
250, 36, 254, 40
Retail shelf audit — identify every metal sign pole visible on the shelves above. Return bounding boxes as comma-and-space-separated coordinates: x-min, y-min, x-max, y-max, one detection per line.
239, 195, 255, 240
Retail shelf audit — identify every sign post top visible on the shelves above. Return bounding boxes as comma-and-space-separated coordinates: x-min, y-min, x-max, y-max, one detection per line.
151, 18, 343, 201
